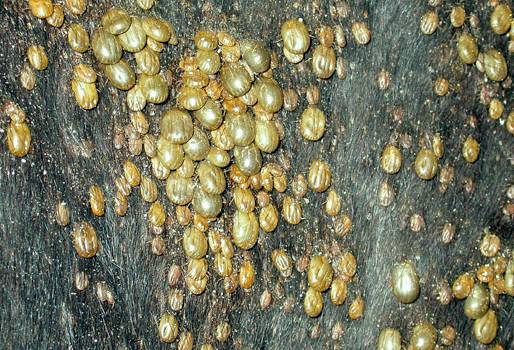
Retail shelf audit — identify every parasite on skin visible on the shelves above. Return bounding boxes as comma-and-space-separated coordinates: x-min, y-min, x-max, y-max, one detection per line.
289, 175, 307, 200
231, 210, 259, 250
272, 249, 293, 278
348, 295, 364, 320
71, 79, 98, 110
281, 19, 310, 55
104, 59, 136, 91
27, 45, 48, 71
127, 84, 147, 111
71, 222, 99, 259
281, 195, 302, 225
452, 273, 474, 299
489, 98, 504, 120
151, 236, 166, 255
334, 25, 346, 48
176, 205, 192, 226
457, 34, 478, 65
490, 4, 512, 35
283, 88, 299, 112
176, 157, 195, 178
507, 111, 514, 135
194, 30, 217, 51
114, 191, 128, 217
197, 50, 221, 75
312, 46, 336, 79
29, 0, 54, 19
95, 281, 114, 305
187, 258, 208, 280
91, 28, 122, 65
183, 128, 210, 161
325, 190, 341, 217
414, 149, 438, 180
329, 278, 348, 305
147, 36, 165, 53
376, 69, 391, 91
433, 78, 449, 97
241, 40, 271, 73
336, 57, 348, 80
177, 331, 193, 350
306, 84, 320, 105
89, 185, 105, 217
473, 310, 498, 344
182, 227, 208, 259
134, 47, 160, 76
432, 133, 444, 159
259, 203, 279, 232
136, 0, 154, 10
192, 188, 222, 218
233, 187, 255, 213
158, 313, 179, 343
300, 106, 326, 141
483, 49, 507, 82
464, 283, 489, 319
142, 17, 171, 43
46, 4, 64, 27
215, 322, 231, 343
167, 264, 182, 288
168, 289, 184, 311
480, 233, 501, 257
148, 201, 166, 227
450, 6, 465, 28
256, 78, 283, 113
336, 252, 357, 280
123, 160, 141, 187
65, 0, 87, 17
409, 322, 437, 350
177, 87, 207, 111
308, 159, 331, 192
378, 181, 395, 207
220, 63, 252, 97
380, 145, 402, 174
73, 64, 97, 84
239, 259, 255, 289
214, 253, 233, 277
351, 22, 371, 45
377, 328, 401, 350
441, 222, 455, 244
227, 113, 256, 148
304, 287, 323, 318
194, 99, 223, 131
67, 23, 90, 54
420, 11, 438, 35
74, 271, 89, 291
118, 17, 147, 53
440, 325, 456, 346
308, 255, 333, 292
160, 108, 194, 144
55, 202, 70, 227
20, 63, 36, 91
334, 214, 352, 238
255, 120, 280, 153
7, 121, 32, 157
410, 213, 424, 232
462, 136, 480, 163
140, 73, 169, 103
391, 261, 420, 304
234, 144, 262, 176
101, 8, 131, 35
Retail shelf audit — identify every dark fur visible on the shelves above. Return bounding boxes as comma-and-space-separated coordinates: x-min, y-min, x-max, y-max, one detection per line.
0, 0, 513, 349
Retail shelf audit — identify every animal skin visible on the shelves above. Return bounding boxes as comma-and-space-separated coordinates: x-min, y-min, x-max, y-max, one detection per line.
0, 0, 513, 349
